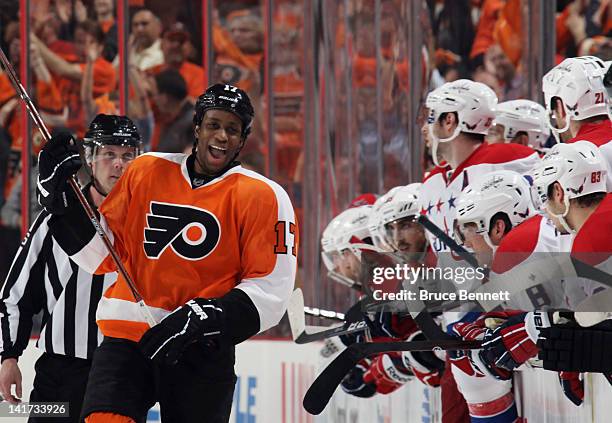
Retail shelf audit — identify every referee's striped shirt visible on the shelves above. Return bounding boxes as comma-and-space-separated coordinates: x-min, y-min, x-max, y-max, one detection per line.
0, 209, 115, 360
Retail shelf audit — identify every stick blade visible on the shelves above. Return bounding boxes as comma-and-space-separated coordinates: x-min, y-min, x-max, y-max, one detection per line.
303, 346, 362, 415
287, 288, 307, 341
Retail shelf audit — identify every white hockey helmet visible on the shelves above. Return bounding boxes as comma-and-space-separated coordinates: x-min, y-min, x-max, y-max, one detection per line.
321, 205, 377, 287
368, 186, 403, 252
377, 183, 423, 252
494, 99, 551, 148
426, 79, 497, 165
454, 170, 534, 249
542, 56, 610, 139
530, 141, 607, 232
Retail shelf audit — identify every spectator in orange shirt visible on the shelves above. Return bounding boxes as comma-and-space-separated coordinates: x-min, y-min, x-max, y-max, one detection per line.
214, 11, 263, 93
470, 0, 505, 66
33, 20, 117, 138
146, 23, 205, 101
93, 0, 118, 62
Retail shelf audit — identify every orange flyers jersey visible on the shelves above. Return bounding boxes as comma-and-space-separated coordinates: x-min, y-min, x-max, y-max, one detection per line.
72, 153, 299, 342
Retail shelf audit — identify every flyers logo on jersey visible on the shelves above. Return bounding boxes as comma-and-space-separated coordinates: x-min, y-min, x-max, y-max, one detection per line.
144, 202, 221, 261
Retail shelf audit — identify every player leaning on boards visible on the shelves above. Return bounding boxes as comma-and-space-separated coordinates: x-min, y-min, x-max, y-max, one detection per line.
0, 115, 141, 422
37, 84, 299, 422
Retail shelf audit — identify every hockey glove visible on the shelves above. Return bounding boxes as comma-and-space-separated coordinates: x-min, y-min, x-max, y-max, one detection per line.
402, 331, 444, 387
363, 352, 413, 394
365, 311, 419, 340
451, 315, 512, 380
558, 371, 584, 406
139, 298, 224, 365
340, 358, 377, 398
481, 312, 541, 373
36, 131, 82, 215
537, 324, 612, 372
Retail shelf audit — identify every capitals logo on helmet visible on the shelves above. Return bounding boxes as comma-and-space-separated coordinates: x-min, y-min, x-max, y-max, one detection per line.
194, 84, 255, 139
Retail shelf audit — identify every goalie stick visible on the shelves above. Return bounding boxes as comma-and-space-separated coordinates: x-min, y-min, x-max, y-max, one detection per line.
303, 338, 482, 415
287, 289, 369, 344
0, 47, 157, 327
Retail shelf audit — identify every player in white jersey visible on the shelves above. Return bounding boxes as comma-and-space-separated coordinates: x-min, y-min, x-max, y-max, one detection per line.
475, 142, 611, 406
423, 79, 539, 423
543, 56, 612, 190
529, 141, 612, 378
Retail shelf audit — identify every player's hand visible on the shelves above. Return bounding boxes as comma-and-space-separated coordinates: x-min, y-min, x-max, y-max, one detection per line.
558, 371, 584, 406
36, 130, 82, 215
481, 312, 539, 372
402, 331, 444, 387
363, 352, 412, 394
0, 358, 22, 404
340, 358, 377, 398
138, 298, 224, 365
365, 312, 418, 340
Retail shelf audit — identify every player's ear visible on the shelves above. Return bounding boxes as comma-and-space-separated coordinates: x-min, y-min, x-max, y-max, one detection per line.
443, 112, 457, 130
194, 125, 200, 140
490, 219, 506, 245
552, 181, 565, 203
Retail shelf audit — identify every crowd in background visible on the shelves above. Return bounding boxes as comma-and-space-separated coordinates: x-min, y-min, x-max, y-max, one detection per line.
0, 0, 610, 327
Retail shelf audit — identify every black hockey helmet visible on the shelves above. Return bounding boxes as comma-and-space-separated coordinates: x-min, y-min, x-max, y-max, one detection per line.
83, 114, 142, 165
193, 84, 255, 139
84, 114, 142, 148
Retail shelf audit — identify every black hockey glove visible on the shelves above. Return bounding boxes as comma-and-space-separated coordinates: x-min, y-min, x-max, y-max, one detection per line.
139, 298, 225, 365
340, 358, 377, 398
537, 324, 612, 372
36, 131, 82, 215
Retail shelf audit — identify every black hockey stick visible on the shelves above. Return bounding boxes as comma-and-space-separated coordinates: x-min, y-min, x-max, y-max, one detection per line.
417, 215, 480, 269
360, 250, 456, 341
303, 338, 482, 415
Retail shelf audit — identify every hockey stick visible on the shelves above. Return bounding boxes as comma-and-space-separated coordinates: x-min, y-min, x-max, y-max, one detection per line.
287, 289, 368, 344
303, 338, 482, 415
359, 250, 457, 341
0, 47, 157, 327
417, 215, 480, 269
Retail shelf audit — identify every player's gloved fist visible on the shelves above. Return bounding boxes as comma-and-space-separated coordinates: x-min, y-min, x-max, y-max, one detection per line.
363, 352, 412, 394
139, 298, 224, 365
365, 311, 418, 340
402, 332, 444, 387
558, 371, 584, 406
481, 312, 539, 372
537, 317, 612, 372
36, 130, 82, 214
340, 358, 376, 398
451, 314, 513, 380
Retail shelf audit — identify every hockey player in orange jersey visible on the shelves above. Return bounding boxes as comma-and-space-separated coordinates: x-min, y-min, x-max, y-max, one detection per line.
36, 84, 299, 422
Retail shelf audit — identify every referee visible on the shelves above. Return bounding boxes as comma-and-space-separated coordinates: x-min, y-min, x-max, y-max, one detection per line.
0, 115, 141, 422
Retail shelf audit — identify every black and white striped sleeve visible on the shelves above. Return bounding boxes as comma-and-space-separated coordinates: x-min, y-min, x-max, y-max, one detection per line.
0, 211, 51, 361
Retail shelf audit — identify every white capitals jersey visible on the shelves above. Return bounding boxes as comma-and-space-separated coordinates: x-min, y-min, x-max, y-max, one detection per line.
485, 214, 577, 311
418, 142, 539, 294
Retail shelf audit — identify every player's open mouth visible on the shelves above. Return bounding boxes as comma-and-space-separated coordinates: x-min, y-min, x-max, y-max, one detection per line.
208, 145, 227, 161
